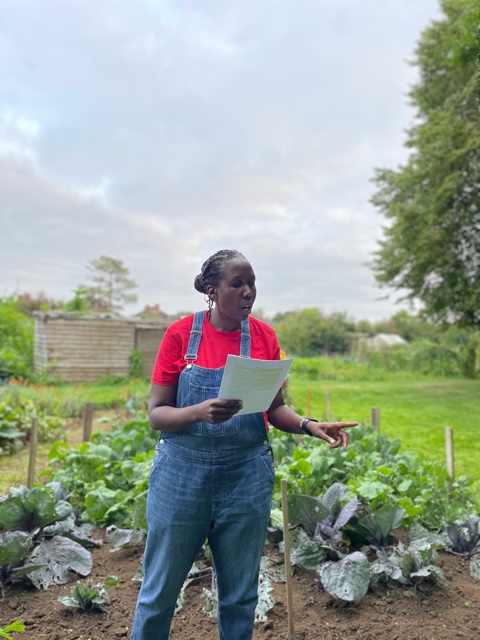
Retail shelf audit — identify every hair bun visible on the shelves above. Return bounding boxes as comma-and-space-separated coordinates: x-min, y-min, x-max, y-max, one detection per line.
194, 273, 205, 293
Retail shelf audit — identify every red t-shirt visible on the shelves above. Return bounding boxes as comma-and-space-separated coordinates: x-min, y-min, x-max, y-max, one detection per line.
151, 312, 281, 386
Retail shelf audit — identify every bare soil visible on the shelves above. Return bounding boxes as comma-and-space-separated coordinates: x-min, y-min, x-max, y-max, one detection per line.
2, 535, 479, 640
2, 412, 480, 639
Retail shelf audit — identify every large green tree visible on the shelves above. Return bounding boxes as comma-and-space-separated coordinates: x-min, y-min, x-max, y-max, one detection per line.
371, 0, 479, 326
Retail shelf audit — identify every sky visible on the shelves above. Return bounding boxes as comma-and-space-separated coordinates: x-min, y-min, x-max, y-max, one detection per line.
0, 0, 442, 321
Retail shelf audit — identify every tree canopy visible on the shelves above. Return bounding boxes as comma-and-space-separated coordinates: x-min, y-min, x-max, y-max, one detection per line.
371, 0, 479, 327
65, 256, 138, 314
0, 297, 33, 378
273, 308, 351, 356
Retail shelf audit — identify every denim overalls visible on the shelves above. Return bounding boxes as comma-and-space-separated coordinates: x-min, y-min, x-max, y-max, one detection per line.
130, 312, 275, 640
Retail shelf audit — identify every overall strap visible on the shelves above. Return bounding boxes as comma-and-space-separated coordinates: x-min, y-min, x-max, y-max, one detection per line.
185, 311, 205, 363
239, 318, 251, 358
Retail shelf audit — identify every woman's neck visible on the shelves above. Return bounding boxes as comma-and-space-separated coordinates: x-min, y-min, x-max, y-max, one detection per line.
207, 309, 241, 332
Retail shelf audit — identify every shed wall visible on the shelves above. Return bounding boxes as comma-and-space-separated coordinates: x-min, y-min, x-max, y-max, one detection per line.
135, 327, 167, 377
33, 316, 48, 374
33, 314, 171, 382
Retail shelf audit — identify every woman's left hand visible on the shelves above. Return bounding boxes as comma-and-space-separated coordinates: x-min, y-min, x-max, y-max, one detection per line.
306, 421, 358, 450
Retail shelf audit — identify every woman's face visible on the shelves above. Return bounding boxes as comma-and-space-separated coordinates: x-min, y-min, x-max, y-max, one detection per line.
208, 258, 256, 330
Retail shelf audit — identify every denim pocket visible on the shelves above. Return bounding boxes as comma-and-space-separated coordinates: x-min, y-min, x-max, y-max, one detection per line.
258, 448, 275, 485
186, 383, 240, 436
148, 447, 168, 486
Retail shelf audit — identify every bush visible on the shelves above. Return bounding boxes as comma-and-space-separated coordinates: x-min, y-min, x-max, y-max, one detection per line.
0, 299, 33, 380
129, 349, 143, 378
365, 341, 463, 377
0, 400, 64, 456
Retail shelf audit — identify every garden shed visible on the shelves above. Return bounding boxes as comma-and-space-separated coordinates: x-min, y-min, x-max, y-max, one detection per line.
33, 312, 171, 382
363, 333, 408, 349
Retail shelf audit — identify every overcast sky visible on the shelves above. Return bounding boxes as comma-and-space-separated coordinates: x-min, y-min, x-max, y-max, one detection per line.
0, 0, 442, 320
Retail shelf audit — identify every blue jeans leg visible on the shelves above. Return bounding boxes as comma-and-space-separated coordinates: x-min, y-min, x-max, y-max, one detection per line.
208, 450, 274, 640
130, 449, 213, 640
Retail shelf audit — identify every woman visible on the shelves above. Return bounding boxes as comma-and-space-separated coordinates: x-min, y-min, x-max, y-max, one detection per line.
130, 249, 357, 640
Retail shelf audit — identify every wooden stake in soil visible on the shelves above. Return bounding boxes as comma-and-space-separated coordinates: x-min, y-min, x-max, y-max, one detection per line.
371, 407, 380, 431
281, 478, 295, 639
27, 417, 38, 489
83, 402, 94, 442
445, 426, 455, 489
306, 388, 311, 417
326, 391, 331, 421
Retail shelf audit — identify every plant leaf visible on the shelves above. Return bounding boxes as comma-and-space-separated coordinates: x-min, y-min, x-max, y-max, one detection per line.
105, 525, 145, 550
288, 495, 329, 536
470, 557, 480, 580
291, 529, 326, 570
0, 488, 58, 532
0, 531, 32, 568
2, 621, 26, 632
27, 537, 93, 589
318, 551, 370, 603
334, 496, 361, 531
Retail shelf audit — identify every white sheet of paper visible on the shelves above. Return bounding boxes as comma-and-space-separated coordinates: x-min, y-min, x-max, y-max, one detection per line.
218, 355, 294, 415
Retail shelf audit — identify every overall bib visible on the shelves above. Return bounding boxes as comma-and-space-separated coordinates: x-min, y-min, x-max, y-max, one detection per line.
130, 312, 275, 640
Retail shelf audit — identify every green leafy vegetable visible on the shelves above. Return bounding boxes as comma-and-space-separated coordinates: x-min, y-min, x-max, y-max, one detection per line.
444, 515, 480, 558
318, 552, 370, 603
0, 620, 26, 639
346, 504, 405, 547
58, 575, 119, 610
371, 538, 445, 586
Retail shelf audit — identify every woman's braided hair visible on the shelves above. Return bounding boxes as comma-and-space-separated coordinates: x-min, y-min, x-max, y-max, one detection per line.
194, 249, 246, 294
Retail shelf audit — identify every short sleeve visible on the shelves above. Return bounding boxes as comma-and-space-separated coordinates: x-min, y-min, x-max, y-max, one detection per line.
151, 326, 184, 385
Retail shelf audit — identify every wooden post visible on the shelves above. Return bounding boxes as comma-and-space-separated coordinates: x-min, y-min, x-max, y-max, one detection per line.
281, 479, 295, 639
306, 388, 311, 417
125, 385, 132, 418
27, 417, 38, 489
326, 391, 331, 421
371, 407, 380, 431
83, 402, 94, 442
445, 427, 455, 489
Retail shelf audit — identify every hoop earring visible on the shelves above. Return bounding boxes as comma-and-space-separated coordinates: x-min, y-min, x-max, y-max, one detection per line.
204, 294, 213, 310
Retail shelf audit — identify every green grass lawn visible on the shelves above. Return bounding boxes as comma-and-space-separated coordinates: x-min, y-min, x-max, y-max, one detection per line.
1, 374, 479, 498
288, 378, 480, 495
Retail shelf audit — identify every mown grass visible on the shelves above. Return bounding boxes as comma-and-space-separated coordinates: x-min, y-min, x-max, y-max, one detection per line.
288, 377, 480, 496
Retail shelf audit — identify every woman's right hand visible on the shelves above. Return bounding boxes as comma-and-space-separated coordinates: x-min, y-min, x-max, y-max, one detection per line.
148, 384, 243, 431
196, 398, 243, 424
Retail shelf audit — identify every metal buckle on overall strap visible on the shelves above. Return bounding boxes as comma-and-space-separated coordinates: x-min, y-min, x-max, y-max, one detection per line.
184, 357, 197, 370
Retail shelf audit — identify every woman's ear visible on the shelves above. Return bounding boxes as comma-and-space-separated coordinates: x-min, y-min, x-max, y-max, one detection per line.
206, 285, 216, 302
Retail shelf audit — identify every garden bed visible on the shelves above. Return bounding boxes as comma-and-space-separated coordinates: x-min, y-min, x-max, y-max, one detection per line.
2, 533, 479, 640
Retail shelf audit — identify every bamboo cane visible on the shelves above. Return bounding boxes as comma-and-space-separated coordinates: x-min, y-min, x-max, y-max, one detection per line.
281, 478, 295, 639
27, 417, 38, 489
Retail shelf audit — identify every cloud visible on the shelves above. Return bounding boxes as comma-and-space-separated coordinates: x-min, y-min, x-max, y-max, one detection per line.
0, 0, 441, 320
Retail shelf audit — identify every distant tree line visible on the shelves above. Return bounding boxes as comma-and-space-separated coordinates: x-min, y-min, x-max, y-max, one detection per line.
1, 294, 477, 380
270, 307, 475, 360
